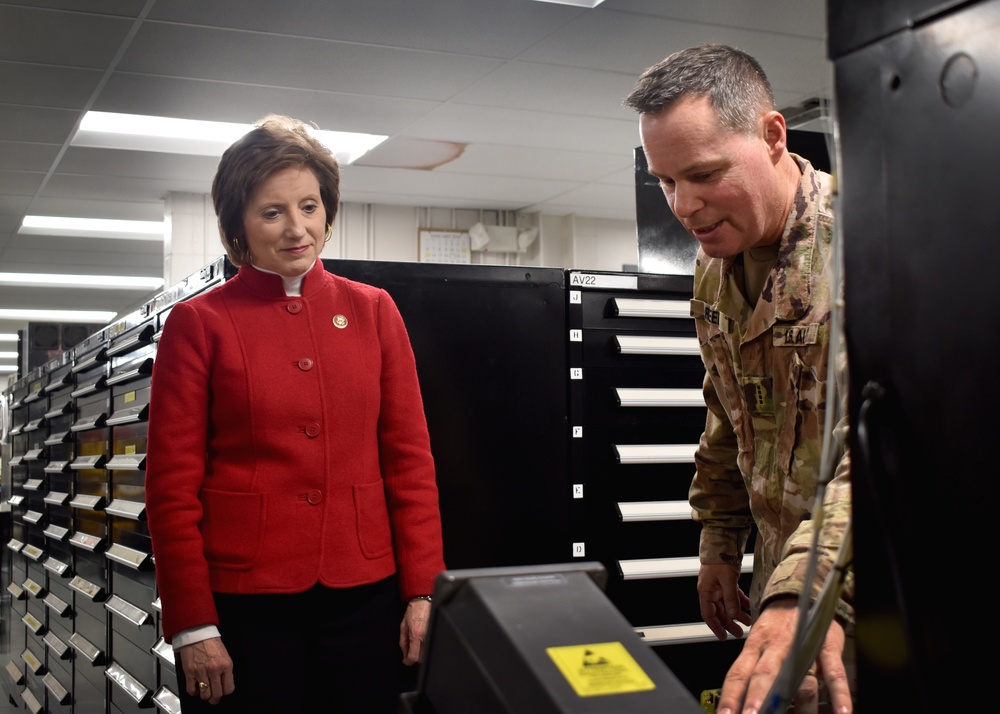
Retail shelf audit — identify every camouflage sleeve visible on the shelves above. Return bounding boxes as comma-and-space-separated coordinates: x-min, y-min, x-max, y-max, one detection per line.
690, 369, 755, 567
761, 417, 855, 626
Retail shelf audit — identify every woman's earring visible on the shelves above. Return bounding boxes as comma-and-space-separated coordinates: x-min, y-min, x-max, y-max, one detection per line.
234, 236, 250, 263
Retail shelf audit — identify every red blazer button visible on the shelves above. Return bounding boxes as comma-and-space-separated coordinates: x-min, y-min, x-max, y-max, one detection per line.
307, 490, 323, 505
297, 357, 314, 370
287, 301, 302, 314
304, 422, 320, 437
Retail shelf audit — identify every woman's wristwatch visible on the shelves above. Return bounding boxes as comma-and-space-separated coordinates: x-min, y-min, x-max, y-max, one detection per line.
410, 595, 433, 603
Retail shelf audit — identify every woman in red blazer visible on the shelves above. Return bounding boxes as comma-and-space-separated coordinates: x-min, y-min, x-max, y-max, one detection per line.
145, 115, 445, 712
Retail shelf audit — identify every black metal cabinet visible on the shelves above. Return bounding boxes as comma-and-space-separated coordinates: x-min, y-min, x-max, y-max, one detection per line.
327, 259, 572, 571
104, 316, 159, 714
38, 355, 76, 714
0, 258, 229, 713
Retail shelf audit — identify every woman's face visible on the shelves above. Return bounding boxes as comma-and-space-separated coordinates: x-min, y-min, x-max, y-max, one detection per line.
242, 165, 326, 277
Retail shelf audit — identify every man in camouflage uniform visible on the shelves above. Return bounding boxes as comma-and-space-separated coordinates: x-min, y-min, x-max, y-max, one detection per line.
624, 44, 853, 714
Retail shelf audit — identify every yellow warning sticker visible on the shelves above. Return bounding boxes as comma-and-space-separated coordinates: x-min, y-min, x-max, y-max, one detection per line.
546, 641, 656, 698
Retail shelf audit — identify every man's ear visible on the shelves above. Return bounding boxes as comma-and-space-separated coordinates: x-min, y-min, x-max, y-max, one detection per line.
761, 110, 787, 156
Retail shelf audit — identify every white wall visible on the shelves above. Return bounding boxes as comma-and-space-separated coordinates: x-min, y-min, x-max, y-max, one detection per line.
329, 202, 638, 271
163, 192, 640, 284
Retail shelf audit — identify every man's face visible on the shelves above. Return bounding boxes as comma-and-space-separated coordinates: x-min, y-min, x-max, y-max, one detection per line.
639, 95, 786, 259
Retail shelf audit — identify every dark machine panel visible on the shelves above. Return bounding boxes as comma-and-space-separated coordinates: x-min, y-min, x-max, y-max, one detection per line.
411, 563, 701, 714
827, 0, 970, 58
830, 0, 997, 709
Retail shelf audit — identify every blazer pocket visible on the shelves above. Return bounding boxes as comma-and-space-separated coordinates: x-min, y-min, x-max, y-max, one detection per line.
353, 481, 393, 560
200, 489, 264, 571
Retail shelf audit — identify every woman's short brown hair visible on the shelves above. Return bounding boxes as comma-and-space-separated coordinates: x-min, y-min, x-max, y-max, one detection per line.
211, 114, 341, 266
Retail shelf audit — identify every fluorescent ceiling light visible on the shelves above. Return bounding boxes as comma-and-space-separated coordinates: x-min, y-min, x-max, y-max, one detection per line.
79, 110, 249, 146
0, 333, 17, 342
532, 0, 605, 6
19, 215, 164, 240
73, 111, 388, 165
0, 272, 164, 290
0, 309, 117, 323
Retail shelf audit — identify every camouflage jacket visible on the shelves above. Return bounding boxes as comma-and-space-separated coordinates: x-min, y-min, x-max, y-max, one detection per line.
688, 155, 854, 625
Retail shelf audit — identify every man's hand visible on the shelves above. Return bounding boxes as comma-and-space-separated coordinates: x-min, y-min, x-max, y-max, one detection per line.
698, 563, 752, 640
177, 636, 235, 705
715, 599, 853, 714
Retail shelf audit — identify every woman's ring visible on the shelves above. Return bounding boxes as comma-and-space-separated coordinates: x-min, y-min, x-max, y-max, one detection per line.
198, 681, 209, 691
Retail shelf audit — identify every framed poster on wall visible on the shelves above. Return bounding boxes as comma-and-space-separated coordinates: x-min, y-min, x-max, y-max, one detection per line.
418, 228, 471, 264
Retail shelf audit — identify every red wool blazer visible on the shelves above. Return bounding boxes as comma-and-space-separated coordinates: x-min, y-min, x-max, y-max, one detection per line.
145, 260, 445, 642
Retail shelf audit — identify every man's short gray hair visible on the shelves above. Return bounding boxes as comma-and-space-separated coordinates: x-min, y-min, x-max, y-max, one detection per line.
623, 43, 775, 135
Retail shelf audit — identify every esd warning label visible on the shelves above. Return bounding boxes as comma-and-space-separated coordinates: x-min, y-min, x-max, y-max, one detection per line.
546, 641, 656, 697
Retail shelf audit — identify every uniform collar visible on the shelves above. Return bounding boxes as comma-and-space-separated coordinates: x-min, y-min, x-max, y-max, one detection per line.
769, 155, 831, 322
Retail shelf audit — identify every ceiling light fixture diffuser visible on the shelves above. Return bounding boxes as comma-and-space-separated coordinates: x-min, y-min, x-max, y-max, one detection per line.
0, 309, 117, 323
0, 272, 165, 290
532, 0, 605, 7
72, 111, 388, 165
19, 215, 165, 240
